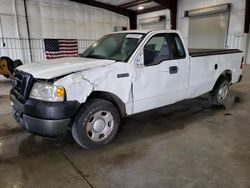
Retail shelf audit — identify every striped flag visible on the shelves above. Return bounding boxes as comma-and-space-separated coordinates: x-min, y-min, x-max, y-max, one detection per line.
44, 39, 78, 59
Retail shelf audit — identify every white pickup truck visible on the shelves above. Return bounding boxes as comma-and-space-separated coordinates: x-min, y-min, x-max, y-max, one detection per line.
10, 30, 244, 149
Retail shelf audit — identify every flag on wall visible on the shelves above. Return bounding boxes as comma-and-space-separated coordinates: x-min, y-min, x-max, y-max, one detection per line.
44, 39, 78, 59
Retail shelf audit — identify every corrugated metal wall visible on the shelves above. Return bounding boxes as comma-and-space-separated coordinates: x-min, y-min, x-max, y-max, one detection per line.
0, 0, 129, 63
227, 33, 247, 51
0, 0, 129, 39
0, 38, 95, 63
227, 33, 248, 63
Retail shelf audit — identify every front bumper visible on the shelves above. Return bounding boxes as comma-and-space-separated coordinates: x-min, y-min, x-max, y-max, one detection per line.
10, 91, 80, 137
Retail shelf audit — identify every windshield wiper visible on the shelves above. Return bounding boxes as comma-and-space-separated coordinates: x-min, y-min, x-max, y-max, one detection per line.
85, 54, 108, 59
78, 53, 84, 57
84, 55, 119, 62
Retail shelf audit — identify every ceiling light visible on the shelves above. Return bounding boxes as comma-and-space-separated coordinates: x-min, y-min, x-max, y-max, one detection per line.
138, 6, 144, 10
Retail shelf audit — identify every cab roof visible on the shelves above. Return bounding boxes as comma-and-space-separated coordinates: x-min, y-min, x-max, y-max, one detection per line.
110, 29, 178, 35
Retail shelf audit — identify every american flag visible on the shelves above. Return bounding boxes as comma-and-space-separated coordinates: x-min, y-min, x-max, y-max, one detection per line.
44, 39, 78, 59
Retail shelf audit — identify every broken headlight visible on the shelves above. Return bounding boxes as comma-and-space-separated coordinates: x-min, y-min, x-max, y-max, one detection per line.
29, 82, 65, 102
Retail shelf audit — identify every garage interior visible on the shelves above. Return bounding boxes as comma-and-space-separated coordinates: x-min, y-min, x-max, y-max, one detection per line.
0, 0, 250, 187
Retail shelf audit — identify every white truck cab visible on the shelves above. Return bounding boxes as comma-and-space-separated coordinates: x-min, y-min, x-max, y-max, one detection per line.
10, 30, 244, 149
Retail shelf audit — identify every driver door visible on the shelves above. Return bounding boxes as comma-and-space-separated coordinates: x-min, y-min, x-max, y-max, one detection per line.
132, 33, 179, 114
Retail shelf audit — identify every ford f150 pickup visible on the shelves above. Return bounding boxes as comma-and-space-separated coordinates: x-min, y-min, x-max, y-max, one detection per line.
10, 30, 244, 149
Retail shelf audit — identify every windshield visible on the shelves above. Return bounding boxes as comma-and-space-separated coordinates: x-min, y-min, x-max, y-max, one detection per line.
80, 33, 145, 62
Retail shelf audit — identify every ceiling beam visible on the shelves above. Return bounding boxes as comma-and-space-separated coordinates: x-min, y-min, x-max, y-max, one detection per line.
153, 0, 177, 11
152, 0, 178, 30
120, 0, 152, 8
244, 0, 250, 33
129, 11, 137, 30
170, 9, 177, 30
69, 0, 135, 17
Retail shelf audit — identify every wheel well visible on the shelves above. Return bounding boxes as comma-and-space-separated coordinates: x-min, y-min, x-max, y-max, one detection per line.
213, 70, 232, 89
86, 91, 127, 117
223, 70, 232, 83
217, 70, 232, 82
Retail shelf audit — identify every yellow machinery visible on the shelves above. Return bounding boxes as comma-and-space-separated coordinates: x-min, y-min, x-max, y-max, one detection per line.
0, 56, 23, 79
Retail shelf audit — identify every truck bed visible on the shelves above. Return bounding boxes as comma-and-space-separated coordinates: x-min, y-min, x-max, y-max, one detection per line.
188, 49, 242, 57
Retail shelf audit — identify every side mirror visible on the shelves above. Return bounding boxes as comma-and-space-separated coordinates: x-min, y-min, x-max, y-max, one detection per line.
135, 50, 144, 68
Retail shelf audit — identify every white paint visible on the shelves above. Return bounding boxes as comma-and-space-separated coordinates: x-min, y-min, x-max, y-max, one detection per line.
54, 61, 133, 113
187, 52, 242, 98
175, 38, 190, 101
131, 30, 190, 113
132, 56, 179, 113
17, 57, 116, 79
19, 30, 243, 116
55, 72, 94, 103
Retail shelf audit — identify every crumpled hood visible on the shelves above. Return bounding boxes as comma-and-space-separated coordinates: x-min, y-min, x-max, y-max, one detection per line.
17, 57, 116, 79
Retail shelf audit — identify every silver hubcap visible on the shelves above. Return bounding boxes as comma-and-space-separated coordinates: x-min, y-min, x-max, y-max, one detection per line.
218, 84, 228, 102
86, 110, 114, 142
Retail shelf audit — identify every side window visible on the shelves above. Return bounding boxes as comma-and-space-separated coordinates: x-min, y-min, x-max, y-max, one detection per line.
168, 33, 186, 59
144, 34, 170, 66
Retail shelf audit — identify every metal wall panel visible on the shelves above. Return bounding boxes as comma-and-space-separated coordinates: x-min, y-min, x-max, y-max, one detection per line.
0, 38, 95, 63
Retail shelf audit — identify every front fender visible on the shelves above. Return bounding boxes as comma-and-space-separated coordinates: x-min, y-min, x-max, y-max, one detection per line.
54, 62, 132, 106
55, 72, 94, 103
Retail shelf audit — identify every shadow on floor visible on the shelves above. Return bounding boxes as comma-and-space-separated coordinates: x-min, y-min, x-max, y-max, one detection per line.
0, 95, 228, 159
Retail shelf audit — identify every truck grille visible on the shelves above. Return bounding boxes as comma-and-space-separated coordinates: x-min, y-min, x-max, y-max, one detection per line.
12, 70, 35, 103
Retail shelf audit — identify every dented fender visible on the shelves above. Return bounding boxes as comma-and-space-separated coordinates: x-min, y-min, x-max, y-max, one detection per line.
55, 72, 94, 103
54, 62, 133, 114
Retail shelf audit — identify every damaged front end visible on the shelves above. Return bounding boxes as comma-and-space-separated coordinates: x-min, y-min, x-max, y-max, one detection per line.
10, 70, 80, 137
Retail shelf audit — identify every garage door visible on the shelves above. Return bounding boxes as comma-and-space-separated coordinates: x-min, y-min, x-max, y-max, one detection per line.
186, 4, 230, 49
140, 21, 165, 30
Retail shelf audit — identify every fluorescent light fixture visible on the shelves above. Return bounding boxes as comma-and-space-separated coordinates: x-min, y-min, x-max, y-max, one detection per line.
138, 6, 144, 10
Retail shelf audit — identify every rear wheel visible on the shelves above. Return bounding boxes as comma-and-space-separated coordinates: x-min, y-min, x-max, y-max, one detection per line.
209, 79, 229, 105
72, 99, 120, 149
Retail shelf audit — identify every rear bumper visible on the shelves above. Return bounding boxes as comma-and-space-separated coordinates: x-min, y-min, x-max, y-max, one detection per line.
10, 91, 80, 137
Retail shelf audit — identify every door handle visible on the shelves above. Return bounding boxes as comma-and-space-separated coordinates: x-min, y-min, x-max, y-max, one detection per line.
169, 66, 178, 74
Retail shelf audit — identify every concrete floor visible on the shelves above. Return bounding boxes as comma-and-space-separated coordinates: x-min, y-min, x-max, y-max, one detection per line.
0, 66, 250, 188
0, 79, 12, 96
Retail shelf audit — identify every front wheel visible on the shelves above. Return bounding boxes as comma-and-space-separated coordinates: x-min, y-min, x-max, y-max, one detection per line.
72, 99, 120, 149
208, 79, 230, 105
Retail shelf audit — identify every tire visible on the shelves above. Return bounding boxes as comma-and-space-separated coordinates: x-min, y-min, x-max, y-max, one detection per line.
208, 79, 230, 105
72, 99, 120, 149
